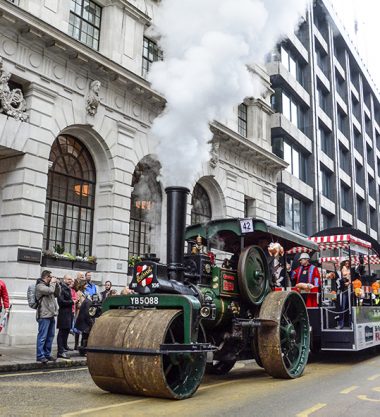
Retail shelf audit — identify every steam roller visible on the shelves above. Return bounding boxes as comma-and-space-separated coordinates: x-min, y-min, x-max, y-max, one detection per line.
86, 186, 312, 399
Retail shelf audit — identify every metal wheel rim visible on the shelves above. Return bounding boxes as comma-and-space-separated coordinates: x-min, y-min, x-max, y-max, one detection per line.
238, 246, 270, 305
279, 294, 309, 375
162, 313, 206, 397
258, 291, 310, 378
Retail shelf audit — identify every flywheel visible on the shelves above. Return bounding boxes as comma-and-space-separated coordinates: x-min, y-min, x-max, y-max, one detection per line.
238, 245, 270, 305
87, 309, 206, 399
258, 291, 310, 378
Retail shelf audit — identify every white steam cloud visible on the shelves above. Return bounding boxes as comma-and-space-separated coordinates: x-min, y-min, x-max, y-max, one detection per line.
149, 0, 310, 188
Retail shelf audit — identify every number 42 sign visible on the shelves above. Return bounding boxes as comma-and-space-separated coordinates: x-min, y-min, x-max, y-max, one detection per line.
240, 219, 253, 234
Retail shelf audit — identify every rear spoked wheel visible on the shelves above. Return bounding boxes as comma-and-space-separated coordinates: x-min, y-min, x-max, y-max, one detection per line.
258, 291, 310, 378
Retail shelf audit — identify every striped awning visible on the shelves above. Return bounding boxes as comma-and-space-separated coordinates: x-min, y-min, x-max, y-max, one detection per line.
286, 246, 313, 255
309, 234, 372, 250
319, 255, 380, 265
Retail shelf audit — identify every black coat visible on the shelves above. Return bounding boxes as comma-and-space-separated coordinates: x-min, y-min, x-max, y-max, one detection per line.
75, 298, 93, 334
57, 283, 73, 329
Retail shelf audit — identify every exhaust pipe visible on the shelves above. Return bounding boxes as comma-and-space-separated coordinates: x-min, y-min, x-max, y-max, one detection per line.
165, 186, 189, 282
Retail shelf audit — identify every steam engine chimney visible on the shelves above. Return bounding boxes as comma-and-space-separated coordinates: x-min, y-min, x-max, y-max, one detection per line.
165, 186, 189, 281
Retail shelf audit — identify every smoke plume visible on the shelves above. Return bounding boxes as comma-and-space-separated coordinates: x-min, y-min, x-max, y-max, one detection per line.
149, 0, 310, 187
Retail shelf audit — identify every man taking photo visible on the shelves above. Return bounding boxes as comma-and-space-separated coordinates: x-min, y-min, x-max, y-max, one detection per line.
35, 270, 60, 363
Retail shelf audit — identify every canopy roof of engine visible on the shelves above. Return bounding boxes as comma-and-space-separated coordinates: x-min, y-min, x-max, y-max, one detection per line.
185, 218, 318, 253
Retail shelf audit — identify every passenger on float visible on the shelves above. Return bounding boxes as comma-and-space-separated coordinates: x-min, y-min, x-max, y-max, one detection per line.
291, 253, 321, 307
268, 242, 286, 288
340, 259, 351, 282
372, 280, 380, 305
352, 272, 364, 306
333, 262, 351, 329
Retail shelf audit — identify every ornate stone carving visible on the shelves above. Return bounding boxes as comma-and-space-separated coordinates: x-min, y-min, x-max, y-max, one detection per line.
0, 57, 28, 121
209, 140, 220, 168
86, 80, 101, 116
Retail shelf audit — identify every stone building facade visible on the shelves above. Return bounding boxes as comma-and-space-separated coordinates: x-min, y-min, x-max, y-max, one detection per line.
0, 1, 284, 345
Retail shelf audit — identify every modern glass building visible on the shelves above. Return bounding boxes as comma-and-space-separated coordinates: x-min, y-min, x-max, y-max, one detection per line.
267, 0, 380, 240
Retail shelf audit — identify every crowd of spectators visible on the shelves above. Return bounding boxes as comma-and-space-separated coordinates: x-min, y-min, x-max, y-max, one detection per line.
34, 270, 133, 363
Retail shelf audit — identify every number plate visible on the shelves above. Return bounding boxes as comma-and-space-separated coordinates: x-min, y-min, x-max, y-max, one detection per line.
129, 296, 160, 307
240, 219, 253, 233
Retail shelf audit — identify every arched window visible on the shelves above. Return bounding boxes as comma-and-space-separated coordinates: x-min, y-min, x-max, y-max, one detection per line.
129, 157, 162, 257
43, 135, 96, 257
191, 183, 212, 224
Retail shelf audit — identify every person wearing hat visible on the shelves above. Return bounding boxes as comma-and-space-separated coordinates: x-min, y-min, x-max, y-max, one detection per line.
292, 253, 320, 307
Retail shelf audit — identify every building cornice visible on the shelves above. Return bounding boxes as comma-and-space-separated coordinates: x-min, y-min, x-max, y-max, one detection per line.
105, 0, 151, 25
210, 121, 287, 171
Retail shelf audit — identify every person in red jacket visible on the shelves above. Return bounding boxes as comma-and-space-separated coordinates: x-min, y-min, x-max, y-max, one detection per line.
0, 279, 10, 355
292, 253, 320, 307
0, 279, 10, 313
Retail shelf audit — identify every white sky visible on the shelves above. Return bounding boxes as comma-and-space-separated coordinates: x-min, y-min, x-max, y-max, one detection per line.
331, 0, 380, 91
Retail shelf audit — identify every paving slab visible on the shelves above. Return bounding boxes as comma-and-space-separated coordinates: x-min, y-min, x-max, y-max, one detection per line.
0, 343, 87, 373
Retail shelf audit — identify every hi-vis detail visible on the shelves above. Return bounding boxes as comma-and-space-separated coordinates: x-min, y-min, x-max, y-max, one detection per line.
130, 261, 159, 293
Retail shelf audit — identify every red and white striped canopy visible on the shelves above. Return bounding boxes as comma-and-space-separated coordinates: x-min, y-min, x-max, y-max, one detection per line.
309, 234, 372, 250
286, 246, 313, 255
319, 255, 380, 265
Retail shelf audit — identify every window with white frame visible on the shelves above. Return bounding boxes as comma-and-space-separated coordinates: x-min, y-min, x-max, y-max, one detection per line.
69, 0, 101, 50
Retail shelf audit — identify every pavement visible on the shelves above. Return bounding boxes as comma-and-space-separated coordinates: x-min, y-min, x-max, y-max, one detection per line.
0, 341, 87, 373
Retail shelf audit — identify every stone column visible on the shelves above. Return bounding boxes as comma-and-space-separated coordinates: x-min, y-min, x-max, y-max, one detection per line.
94, 121, 136, 289
0, 82, 57, 345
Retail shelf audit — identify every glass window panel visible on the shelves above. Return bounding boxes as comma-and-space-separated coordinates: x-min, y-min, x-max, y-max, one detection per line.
129, 157, 162, 257
292, 148, 300, 178
283, 142, 292, 172
44, 135, 95, 255
289, 56, 297, 78
284, 194, 293, 229
291, 101, 298, 127
191, 183, 212, 225
142, 37, 163, 76
282, 93, 291, 119
293, 198, 301, 232
281, 47, 289, 69
69, 0, 101, 50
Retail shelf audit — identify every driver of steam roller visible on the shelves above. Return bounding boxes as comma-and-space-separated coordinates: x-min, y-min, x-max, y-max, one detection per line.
292, 253, 320, 307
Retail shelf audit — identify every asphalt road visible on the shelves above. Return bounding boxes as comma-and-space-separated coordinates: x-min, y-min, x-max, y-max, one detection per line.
1, 350, 380, 417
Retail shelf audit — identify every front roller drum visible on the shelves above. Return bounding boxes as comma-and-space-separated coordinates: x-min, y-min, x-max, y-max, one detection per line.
258, 291, 310, 379
87, 309, 206, 399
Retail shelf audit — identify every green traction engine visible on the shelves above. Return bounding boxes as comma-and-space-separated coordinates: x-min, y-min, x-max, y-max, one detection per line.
86, 187, 310, 399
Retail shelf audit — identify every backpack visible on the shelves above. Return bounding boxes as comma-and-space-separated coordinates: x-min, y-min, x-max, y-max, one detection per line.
27, 283, 39, 309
